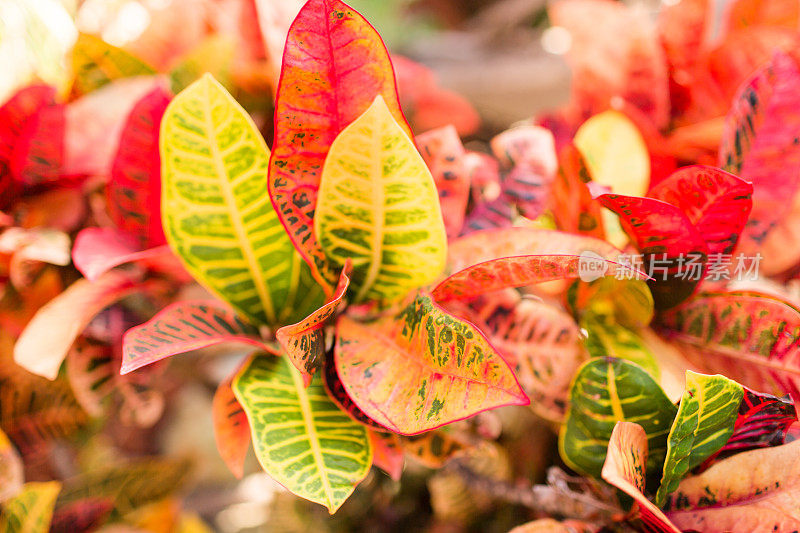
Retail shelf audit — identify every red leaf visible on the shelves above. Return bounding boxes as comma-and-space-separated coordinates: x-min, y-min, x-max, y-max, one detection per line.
598, 193, 709, 308
650, 165, 753, 256
369, 430, 403, 480
108, 86, 171, 248
549, 143, 605, 239
121, 300, 269, 375
276, 263, 350, 386
268, 0, 410, 293
50, 498, 113, 533
11, 104, 65, 187
213, 371, 251, 479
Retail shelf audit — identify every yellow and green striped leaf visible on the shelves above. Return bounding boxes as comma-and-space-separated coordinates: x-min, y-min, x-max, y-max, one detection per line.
582, 312, 660, 380
160, 74, 325, 328
0, 481, 60, 533
655, 372, 743, 506
232, 353, 372, 513
559, 357, 677, 478
314, 95, 447, 304
70, 33, 156, 96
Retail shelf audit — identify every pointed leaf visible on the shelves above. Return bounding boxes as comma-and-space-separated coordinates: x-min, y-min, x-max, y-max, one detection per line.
160, 74, 325, 327
108, 85, 171, 248
334, 293, 528, 435
121, 300, 269, 375
232, 353, 372, 513
650, 165, 753, 256
664, 439, 800, 531
277, 264, 350, 384
0, 481, 60, 533
212, 372, 250, 479
719, 52, 800, 259
658, 292, 800, 400
0, 428, 23, 502
602, 422, 681, 533
655, 372, 743, 505
14, 271, 139, 380
559, 357, 678, 478
598, 193, 709, 309
314, 96, 446, 304
269, 0, 410, 292
369, 431, 403, 480
70, 33, 156, 96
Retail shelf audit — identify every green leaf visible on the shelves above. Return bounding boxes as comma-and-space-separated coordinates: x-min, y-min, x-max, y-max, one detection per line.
655, 371, 743, 506
0, 481, 60, 533
559, 357, 677, 478
582, 312, 660, 379
568, 277, 654, 329
314, 95, 447, 304
70, 33, 156, 96
232, 354, 372, 513
160, 74, 325, 327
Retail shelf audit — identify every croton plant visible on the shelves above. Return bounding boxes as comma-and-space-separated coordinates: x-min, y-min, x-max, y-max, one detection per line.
4, 0, 800, 531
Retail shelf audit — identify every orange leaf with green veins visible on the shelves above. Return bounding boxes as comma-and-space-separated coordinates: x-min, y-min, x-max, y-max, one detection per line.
269, 0, 410, 294
334, 293, 528, 435
369, 431, 403, 480
277, 262, 350, 386
602, 422, 681, 533
212, 372, 250, 480
314, 96, 447, 305
664, 439, 800, 531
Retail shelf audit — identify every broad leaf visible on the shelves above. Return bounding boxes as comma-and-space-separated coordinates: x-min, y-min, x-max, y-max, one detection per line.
70, 33, 156, 96
276, 263, 350, 385
314, 96, 446, 304
14, 271, 139, 380
0, 428, 22, 502
121, 300, 269, 375
650, 165, 753, 256
559, 357, 678, 478
108, 85, 170, 248
598, 193, 709, 309
433, 227, 640, 302
0, 481, 60, 533
582, 312, 660, 379
334, 293, 528, 434
322, 353, 387, 431
568, 277, 654, 329
402, 431, 468, 468
369, 431, 403, 480
269, 0, 410, 292
658, 292, 800, 400
655, 372, 743, 505
719, 52, 800, 259
160, 74, 325, 327
72, 228, 172, 282
601, 422, 681, 533
212, 372, 250, 479
664, 439, 800, 531
233, 353, 372, 513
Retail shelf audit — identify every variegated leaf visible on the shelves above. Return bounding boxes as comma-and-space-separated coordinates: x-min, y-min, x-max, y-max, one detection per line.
0, 481, 60, 533
550, 143, 605, 239
369, 431, 403, 480
212, 371, 250, 479
121, 300, 269, 375
402, 431, 469, 468
582, 311, 660, 379
322, 354, 386, 431
655, 372, 743, 505
314, 95, 447, 304
70, 33, 155, 96
233, 353, 372, 513
334, 293, 528, 435
269, 0, 410, 292
568, 277, 654, 329
160, 74, 325, 328
559, 357, 677, 478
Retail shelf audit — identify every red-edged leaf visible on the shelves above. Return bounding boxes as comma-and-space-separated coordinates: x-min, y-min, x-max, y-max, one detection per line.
417, 125, 469, 238
108, 85, 171, 248
658, 292, 800, 400
322, 354, 387, 431
550, 143, 605, 239
49, 498, 113, 533
598, 193, 709, 309
699, 387, 797, 470
268, 0, 410, 293
276, 263, 350, 386
213, 371, 251, 479
334, 293, 528, 435
719, 52, 800, 258
121, 300, 268, 375
433, 227, 640, 302
650, 165, 753, 256
369, 430, 403, 480
14, 271, 139, 380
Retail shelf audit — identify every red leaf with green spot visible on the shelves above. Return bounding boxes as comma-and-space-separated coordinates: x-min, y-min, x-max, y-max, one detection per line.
276, 263, 350, 386
650, 165, 753, 256
658, 292, 800, 400
719, 52, 800, 257
108, 85, 170, 248
598, 193, 709, 309
213, 371, 250, 479
334, 293, 528, 435
268, 0, 410, 293
322, 355, 387, 431
369, 430, 403, 480
121, 300, 269, 374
